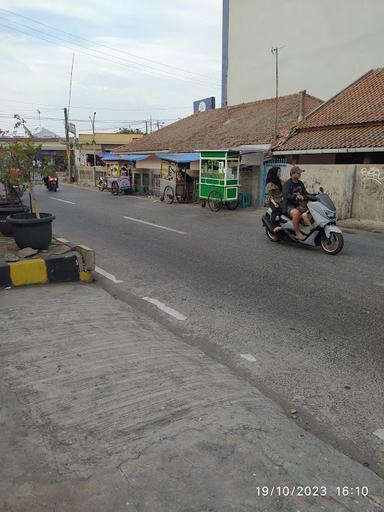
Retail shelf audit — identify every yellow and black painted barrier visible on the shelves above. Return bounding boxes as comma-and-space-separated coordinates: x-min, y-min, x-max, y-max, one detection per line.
0, 241, 94, 288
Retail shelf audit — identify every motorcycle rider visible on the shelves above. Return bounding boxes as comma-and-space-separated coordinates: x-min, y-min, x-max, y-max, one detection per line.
282, 166, 309, 241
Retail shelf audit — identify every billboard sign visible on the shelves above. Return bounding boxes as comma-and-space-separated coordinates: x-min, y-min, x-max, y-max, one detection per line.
193, 97, 215, 114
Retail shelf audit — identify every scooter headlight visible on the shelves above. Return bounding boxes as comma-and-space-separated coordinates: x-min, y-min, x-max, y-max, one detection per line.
325, 210, 336, 219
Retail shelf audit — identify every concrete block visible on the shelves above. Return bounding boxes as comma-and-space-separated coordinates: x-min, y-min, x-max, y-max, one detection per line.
75, 244, 96, 271
45, 254, 79, 283
9, 259, 48, 287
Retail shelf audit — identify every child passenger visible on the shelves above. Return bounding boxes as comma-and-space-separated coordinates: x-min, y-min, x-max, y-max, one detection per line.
265, 166, 283, 233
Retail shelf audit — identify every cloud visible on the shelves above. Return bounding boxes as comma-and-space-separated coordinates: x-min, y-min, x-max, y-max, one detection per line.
0, 1, 222, 134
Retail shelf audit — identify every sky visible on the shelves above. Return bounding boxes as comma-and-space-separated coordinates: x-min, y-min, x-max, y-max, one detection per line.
1, 1, 383, 138
0, 0, 222, 136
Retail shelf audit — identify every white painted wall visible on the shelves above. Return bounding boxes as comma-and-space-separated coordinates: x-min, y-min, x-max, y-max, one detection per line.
224, 0, 384, 106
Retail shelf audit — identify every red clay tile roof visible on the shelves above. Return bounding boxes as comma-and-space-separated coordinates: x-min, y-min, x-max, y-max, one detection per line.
116, 92, 322, 154
275, 68, 384, 152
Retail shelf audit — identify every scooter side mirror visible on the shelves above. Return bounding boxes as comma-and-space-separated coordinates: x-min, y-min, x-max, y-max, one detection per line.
319, 186, 324, 193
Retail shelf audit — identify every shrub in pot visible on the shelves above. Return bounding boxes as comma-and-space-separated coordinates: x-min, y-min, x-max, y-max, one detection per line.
0, 115, 55, 249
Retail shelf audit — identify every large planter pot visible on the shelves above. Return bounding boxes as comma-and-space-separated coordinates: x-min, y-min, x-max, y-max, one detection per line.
7, 213, 55, 250
0, 205, 29, 236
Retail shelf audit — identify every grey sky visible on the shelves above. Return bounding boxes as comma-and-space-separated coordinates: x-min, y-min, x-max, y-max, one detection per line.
0, 0, 222, 135
0, 0, 383, 137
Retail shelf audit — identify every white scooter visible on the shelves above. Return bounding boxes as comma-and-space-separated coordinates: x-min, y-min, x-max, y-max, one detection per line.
262, 190, 344, 255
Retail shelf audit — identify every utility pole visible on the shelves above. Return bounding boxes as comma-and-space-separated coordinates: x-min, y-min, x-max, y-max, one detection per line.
64, 107, 72, 181
271, 46, 284, 141
145, 120, 148, 134
156, 119, 160, 131
150, 115, 153, 134
89, 112, 97, 184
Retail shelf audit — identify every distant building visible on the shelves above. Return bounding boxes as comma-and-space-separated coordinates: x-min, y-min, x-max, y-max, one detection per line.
78, 132, 144, 166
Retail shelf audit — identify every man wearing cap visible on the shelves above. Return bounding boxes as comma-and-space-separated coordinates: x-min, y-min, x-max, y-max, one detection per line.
282, 166, 309, 241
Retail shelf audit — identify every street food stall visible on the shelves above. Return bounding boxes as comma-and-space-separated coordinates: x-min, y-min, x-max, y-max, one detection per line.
99, 153, 149, 195
159, 153, 199, 204
199, 150, 240, 211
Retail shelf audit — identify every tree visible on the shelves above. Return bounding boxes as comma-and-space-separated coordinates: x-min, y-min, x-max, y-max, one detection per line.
116, 128, 144, 134
0, 115, 42, 212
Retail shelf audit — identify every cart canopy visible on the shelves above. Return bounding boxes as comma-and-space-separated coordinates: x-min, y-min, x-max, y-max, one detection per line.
100, 153, 150, 162
156, 152, 200, 163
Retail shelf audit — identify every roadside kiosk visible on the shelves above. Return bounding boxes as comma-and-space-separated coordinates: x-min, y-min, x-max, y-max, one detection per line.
199, 151, 240, 211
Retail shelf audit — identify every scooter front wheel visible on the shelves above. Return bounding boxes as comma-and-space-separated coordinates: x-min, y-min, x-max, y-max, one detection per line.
320, 232, 344, 255
265, 227, 280, 242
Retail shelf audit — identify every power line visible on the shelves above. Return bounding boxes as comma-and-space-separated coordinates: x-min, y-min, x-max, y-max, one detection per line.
0, 15, 220, 88
0, 97, 192, 112
0, 8, 219, 84
0, 113, 179, 123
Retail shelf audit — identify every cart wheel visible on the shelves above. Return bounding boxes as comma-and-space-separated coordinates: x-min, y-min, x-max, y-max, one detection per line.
163, 185, 174, 204
208, 190, 223, 212
176, 190, 188, 203
111, 181, 119, 195
225, 199, 239, 210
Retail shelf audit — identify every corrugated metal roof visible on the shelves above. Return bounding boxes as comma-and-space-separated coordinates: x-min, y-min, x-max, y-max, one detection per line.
155, 152, 200, 163
100, 153, 149, 162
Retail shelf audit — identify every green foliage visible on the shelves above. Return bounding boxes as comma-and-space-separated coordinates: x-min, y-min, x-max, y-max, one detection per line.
0, 140, 41, 184
0, 115, 42, 208
116, 127, 144, 134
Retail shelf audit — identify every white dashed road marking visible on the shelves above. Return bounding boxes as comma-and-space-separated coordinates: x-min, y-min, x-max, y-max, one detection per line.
373, 429, 384, 442
240, 353, 257, 363
373, 282, 384, 288
95, 266, 123, 284
124, 216, 186, 235
142, 297, 187, 321
49, 197, 76, 205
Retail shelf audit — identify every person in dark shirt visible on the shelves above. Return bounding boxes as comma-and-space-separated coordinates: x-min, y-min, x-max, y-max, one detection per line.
282, 166, 309, 240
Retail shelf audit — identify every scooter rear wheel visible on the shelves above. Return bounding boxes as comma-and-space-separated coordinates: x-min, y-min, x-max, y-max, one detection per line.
320, 232, 344, 255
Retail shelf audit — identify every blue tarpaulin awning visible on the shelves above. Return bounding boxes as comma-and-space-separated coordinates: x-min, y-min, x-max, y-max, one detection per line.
100, 153, 150, 162
155, 152, 200, 163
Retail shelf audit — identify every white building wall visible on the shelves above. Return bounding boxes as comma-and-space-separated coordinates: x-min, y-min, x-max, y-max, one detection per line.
222, 0, 384, 106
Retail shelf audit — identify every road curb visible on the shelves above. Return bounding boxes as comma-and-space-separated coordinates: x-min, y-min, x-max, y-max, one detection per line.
0, 238, 95, 288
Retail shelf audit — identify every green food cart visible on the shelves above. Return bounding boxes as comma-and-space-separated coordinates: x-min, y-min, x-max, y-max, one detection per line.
199, 151, 240, 211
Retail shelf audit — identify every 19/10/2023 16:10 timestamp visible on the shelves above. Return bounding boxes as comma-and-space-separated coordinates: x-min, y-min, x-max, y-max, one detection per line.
256, 486, 369, 497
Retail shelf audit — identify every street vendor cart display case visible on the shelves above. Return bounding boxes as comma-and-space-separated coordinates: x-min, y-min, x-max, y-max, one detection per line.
199, 151, 240, 211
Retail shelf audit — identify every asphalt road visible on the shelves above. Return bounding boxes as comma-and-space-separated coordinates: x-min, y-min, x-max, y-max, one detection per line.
36, 183, 384, 476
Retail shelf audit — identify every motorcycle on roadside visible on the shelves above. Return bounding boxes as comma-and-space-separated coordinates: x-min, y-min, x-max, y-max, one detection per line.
262, 189, 344, 255
97, 176, 107, 191
44, 175, 59, 192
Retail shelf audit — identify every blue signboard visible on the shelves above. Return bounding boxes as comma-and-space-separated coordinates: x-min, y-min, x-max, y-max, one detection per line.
193, 97, 216, 114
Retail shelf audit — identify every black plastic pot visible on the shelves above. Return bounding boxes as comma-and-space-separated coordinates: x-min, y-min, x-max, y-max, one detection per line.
7, 212, 55, 250
0, 205, 29, 236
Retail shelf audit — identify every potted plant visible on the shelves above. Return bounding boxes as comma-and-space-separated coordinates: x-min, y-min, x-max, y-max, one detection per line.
2, 115, 55, 249
0, 141, 30, 235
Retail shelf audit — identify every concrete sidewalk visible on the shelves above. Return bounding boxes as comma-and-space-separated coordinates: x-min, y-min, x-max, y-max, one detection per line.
0, 283, 383, 512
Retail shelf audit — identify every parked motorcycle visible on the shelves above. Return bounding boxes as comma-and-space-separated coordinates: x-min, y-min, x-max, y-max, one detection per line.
97, 176, 107, 191
262, 190, 344, 255
44, 176, 58, 192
